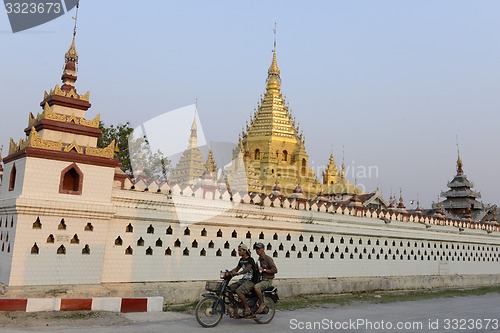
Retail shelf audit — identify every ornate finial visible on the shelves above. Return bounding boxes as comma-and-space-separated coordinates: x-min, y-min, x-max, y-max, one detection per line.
399, 188, 404, 203
329, 152, 335, 165
61, 1, 80, 93
267, 23, 280, 77
273, 22, 277, 49
66, 1, 79, 63
342, 144, 345, 167
456, 135, 463, 174
189, 109, 198, 148
206, 148, 217, 174
191, 108, 197, 132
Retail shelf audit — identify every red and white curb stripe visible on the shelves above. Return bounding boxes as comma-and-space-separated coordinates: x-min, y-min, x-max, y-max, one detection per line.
0, 297, 164, 312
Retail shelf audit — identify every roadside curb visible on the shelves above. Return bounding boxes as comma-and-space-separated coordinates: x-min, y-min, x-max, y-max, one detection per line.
0, 297, 164, 312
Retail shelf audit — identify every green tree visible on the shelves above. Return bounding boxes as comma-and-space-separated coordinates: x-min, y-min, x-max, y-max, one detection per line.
98, 121, 171, 182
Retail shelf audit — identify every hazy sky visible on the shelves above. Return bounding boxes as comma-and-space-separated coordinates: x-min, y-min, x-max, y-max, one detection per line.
1, 1, 499, 208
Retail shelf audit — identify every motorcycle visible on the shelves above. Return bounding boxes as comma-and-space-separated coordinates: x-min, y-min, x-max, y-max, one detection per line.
195, 270, 279, 327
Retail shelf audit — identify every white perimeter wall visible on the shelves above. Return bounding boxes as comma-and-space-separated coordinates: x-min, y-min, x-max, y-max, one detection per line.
2, 188, 500, 286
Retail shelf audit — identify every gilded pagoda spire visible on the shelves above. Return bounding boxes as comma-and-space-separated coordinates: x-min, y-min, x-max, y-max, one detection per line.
397, 188, 407, 210
61, 1, 79, 93
456, 151, 463, 174
205, 148, 217, 175
169, 109, 205, 186
268, 23, 280, 77
189, 110, 198, 149
266, 23, 281, 93
456, 136, 464, 174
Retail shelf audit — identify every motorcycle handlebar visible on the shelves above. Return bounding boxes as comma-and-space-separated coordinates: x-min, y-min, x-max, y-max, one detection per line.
220, 270, 233, 279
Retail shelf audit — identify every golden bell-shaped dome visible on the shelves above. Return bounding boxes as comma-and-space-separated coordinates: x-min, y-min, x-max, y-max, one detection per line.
65, 37, 78, 62
266, 75, 280, 91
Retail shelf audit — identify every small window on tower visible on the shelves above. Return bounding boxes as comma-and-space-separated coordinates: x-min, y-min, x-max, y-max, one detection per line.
59, 163, 83, 195
9, 164, 16, 191
254, 149, 261, 160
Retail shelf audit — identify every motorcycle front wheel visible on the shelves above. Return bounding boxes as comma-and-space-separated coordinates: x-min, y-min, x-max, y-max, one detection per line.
195, 296, 224, 328
253, 296, 276, 324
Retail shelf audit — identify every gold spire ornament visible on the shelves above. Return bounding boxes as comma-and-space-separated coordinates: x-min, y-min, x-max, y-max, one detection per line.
65, 1, 79, 63
268, 23, 280, 77
456, 136, 464, 175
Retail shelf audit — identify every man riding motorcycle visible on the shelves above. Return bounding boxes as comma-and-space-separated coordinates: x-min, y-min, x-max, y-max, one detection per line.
253, 242, 278, 314
228, 243, 258, 317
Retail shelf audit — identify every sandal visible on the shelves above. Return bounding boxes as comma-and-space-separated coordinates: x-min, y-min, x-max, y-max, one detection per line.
243, 309, 252, 317
256, 306, 266, 314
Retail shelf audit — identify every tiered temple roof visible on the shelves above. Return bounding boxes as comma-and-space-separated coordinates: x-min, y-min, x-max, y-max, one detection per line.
169, 113, 206, 185
438, 152, 496, 223
237, 30, 319, 198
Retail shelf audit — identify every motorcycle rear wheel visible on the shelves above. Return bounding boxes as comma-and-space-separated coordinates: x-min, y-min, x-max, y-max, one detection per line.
195, 296, 224, 328
253, 297, 276, 324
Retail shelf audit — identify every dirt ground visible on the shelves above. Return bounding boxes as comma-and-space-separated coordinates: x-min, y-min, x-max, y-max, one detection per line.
0, 311, 131, 328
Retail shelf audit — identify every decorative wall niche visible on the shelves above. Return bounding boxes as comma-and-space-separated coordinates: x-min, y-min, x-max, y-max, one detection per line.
57, 245, 66, 254
9, 163, 16, 191
59, 163, 84, 195
31, 243, 39, 254
33, 217, 42, 229
58, 219, 67, 230
82, 244, 90, 255
70, 234, 79, 244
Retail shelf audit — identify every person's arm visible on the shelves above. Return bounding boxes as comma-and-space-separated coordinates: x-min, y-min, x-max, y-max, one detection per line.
230, 262, 241, 275
262, 256, 277, 274
239, 263, 253, 275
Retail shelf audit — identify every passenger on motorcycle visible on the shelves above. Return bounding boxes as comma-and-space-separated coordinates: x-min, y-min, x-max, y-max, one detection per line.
253, 242, 278, 314
229, 243, 258, 317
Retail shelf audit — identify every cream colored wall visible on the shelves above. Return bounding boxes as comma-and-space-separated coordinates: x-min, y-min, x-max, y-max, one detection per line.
0, 159, 27, 199
99, 192, 500, 283
51, 105, 85, 118
19, 157, 115, 204
2, 185, 500, 287
0, 214, 16, 285
6, 214, 107, 286
38, 129, 98, 147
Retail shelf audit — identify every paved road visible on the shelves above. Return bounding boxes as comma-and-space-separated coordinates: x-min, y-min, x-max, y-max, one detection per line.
3, 293, 500, 333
